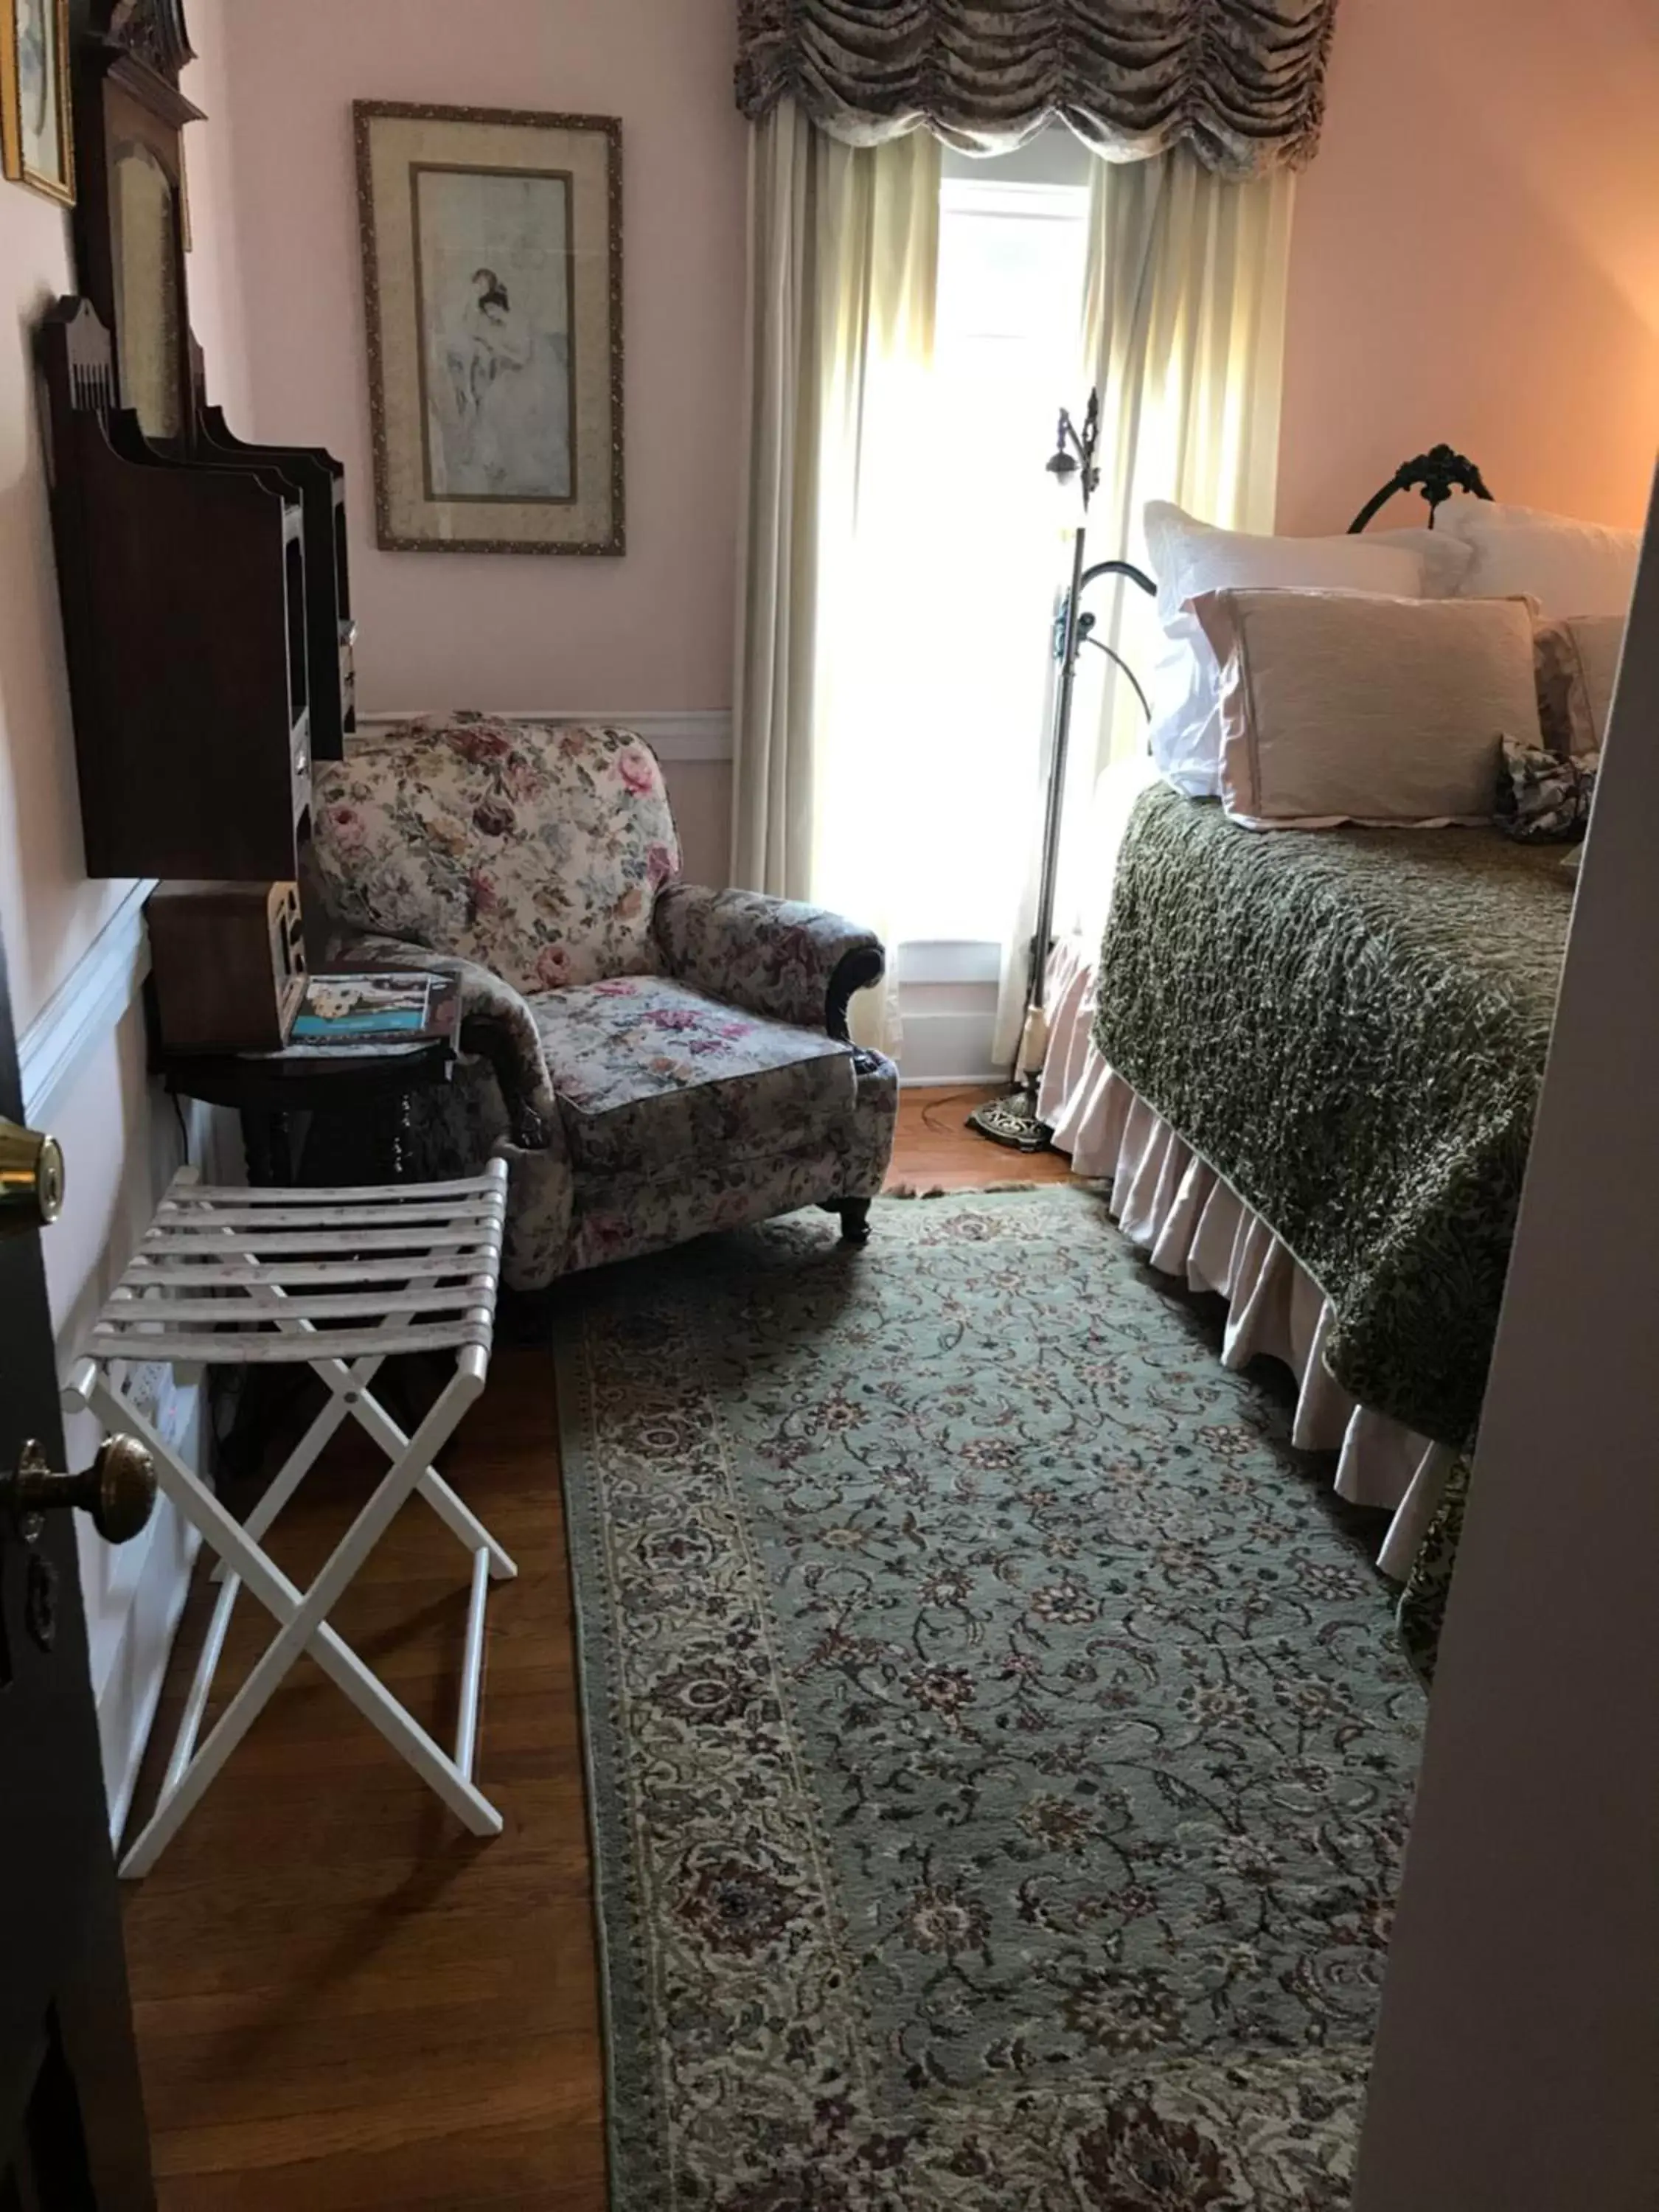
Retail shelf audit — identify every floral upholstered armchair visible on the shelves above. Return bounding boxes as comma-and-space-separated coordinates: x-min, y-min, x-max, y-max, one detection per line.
307, 715, 898, 1290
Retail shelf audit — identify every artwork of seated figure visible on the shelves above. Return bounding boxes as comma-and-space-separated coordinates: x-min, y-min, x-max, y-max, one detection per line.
420, 169, 574, 502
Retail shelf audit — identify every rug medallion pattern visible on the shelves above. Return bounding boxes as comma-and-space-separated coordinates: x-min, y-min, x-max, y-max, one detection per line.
554, 1189, 1425, 2209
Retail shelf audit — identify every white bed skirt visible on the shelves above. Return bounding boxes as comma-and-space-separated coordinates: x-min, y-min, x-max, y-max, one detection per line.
1037, 938, 1455, 1579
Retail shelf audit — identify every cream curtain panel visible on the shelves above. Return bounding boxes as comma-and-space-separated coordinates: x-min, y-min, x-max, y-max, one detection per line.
990, 145, 1295, 1068
730, 103, 826, 905
731, 102, 939, 1053
735, 0, 1338, 177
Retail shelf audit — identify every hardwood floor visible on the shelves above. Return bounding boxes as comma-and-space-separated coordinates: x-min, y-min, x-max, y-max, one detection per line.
888, 1084, 1075, 1192
120, 1091, 1079, 2207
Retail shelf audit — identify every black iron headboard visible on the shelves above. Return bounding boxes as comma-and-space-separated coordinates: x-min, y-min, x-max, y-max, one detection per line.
1348, 444, 1492, 534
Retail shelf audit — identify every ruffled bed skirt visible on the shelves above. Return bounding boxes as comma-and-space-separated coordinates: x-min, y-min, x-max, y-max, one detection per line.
1037, 939, 1455, 1579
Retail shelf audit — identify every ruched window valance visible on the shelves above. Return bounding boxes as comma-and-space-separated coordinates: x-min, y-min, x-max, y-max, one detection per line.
735, 0, 1340, 177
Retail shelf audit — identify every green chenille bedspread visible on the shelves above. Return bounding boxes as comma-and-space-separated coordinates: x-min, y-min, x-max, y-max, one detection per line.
1093, 784, 1573, 1449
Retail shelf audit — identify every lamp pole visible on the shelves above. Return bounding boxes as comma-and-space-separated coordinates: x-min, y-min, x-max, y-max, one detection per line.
967, 391, 1154, 1153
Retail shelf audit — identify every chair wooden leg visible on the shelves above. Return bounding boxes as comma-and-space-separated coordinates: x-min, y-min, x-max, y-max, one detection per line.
838, 1197, 872, 1246
496, 1283, 557, 1346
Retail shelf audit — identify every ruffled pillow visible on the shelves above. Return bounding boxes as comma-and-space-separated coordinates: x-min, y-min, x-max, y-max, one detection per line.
1495, 735, 1597, 843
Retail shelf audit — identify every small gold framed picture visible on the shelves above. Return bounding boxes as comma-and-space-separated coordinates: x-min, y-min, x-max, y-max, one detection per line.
1, 0, 74, 206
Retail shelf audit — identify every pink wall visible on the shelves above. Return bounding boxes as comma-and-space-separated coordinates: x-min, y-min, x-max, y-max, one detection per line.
0, 178, 110, 1026
0, 0, 248, 1024
219, 0, 748, 719
1279, 0, 1659, 535
181, 2, 252, 436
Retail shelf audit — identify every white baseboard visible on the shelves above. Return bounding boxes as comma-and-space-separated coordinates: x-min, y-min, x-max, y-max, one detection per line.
98, 1493, 201, 1848
900, 1072, 1006, 1089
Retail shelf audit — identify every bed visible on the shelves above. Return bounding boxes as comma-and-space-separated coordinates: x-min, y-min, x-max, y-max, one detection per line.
1015, 455, 1633, 1613
1038, 754, 1573, 1582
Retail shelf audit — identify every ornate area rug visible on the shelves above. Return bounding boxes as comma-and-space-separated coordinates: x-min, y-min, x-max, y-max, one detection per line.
554, 1189, 1425, 2211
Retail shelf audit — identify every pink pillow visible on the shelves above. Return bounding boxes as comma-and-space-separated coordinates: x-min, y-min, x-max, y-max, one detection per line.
1189, 589, 1543, 830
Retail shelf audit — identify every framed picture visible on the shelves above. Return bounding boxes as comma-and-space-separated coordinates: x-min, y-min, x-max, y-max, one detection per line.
355, 101, 623, 557
0, 0, 74, 206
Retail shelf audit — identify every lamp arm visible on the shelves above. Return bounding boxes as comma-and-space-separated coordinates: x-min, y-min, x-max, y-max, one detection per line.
1079, 557, 1156, 597
1054, 557, 1157, 661
1079, 636, 1152, 723
1075, 560, 1157, 719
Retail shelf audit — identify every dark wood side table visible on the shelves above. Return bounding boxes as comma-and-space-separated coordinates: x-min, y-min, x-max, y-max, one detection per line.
161, 975, 462, 1188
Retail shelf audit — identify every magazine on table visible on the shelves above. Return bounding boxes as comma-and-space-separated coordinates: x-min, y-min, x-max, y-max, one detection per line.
276, 971, 461, 1054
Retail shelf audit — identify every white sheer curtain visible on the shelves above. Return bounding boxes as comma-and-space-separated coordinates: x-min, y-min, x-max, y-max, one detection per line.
992, 146, 1295, 1068
731, 103, 939, 1054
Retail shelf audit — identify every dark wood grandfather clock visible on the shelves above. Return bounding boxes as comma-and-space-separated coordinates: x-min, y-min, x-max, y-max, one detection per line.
41, 0, 355, 894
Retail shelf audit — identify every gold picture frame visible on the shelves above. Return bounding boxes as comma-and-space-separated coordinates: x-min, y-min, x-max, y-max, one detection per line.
0, 0, 74, 206
355, 101, 624, 557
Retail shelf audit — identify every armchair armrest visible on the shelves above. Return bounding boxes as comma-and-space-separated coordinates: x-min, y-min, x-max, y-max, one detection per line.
652, 885, 885, 1040
321, 930, 558, 1148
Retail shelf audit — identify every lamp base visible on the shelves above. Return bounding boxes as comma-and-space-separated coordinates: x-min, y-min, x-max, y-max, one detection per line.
966, 1084, 1053, 1153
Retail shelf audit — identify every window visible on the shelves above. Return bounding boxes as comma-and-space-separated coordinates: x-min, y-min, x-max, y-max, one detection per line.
897, 145, 1090, 947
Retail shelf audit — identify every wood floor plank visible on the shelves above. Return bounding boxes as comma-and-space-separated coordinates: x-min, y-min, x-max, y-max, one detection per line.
122, 1094, 1076, 2208
152, 2124, 606, 2211
149, 2063, 600, 2180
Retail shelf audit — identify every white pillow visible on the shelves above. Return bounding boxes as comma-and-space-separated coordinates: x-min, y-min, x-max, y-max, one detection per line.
1439, 499, 1638, 616
1369, 526, 1478, 599
1189, 588, 1543, 831
1143, 503, 1434, 796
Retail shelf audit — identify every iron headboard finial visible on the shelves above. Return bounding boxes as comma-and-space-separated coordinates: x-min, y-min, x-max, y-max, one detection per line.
1349, 445, 1493, 534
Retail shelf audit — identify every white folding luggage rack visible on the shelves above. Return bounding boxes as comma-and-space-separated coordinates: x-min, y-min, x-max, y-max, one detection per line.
65, 1160, 517, 1879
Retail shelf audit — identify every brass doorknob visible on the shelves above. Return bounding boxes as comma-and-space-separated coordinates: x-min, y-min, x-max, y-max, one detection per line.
4, 1436, 157, 1545
0, 1117, 64, 1234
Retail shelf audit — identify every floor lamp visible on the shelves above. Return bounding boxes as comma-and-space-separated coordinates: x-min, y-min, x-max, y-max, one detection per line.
967, 389, 1156, 1152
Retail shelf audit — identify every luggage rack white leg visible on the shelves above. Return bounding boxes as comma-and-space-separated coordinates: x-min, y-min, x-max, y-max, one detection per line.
66, 1344, 514, 1880
456, 1545, 492, 1782
209, 1347, 517, 1585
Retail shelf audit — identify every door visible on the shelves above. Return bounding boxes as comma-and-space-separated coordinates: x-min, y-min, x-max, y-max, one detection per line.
0, 917, 158, 2208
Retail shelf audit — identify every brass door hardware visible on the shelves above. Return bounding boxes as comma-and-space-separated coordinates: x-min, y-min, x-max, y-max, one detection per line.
3, 1436, 158, 1545
0, 1118, 64, 1235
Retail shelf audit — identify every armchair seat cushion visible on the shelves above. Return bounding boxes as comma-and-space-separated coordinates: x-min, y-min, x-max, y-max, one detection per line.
532, 975, 857, 1176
